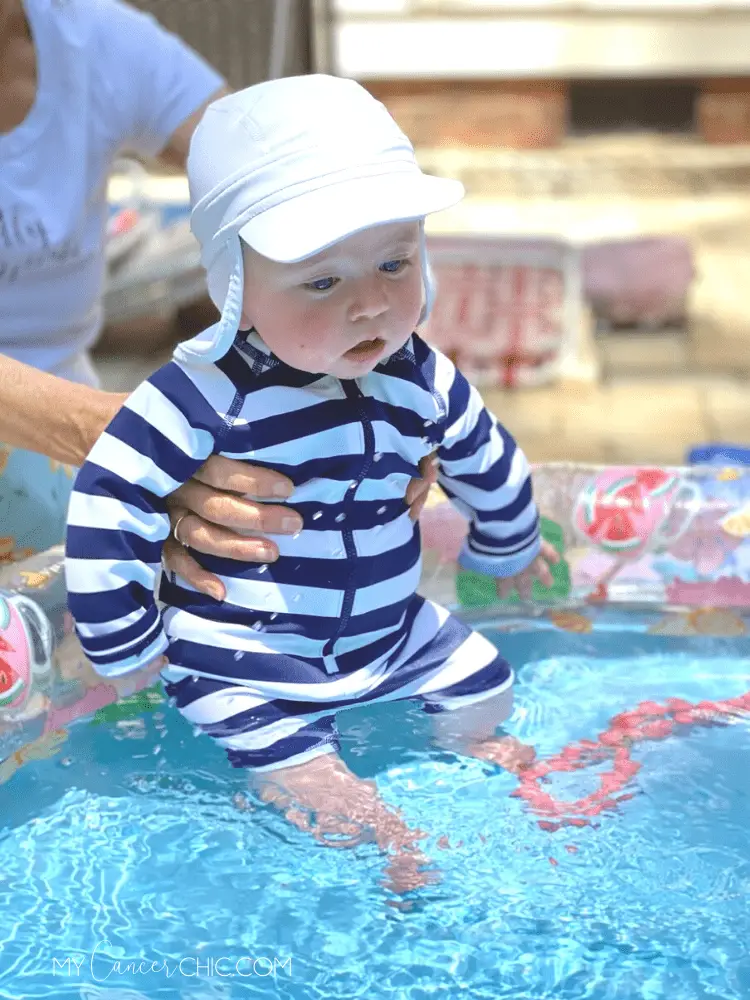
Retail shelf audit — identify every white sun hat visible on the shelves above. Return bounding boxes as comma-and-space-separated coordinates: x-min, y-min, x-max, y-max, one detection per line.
174, 74, 465, 366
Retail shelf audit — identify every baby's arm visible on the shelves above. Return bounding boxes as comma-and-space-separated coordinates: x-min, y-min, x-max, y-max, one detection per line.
65, 361, 226, 678
426, 346, 541, 580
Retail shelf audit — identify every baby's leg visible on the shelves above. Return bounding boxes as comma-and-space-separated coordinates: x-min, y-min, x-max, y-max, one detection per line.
407, 614, 535, 773
163, 672, 435, 894
430, 686, 535, 774
250, 751, 436, 894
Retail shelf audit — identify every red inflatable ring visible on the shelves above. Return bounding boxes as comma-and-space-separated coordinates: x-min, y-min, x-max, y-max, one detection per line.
513, 692, 750, 831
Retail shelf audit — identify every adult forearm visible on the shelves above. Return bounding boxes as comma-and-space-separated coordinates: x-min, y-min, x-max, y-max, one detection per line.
0, 353, 124, 465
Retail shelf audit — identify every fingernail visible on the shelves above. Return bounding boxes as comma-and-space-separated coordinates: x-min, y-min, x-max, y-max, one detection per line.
207, 584, 224, 601
282, 517, 301, 533
273, 482, 293, 497
258, 547, 276, 561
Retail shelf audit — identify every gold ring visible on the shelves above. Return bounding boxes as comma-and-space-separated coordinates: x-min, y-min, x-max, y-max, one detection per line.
172, 513, 188, 546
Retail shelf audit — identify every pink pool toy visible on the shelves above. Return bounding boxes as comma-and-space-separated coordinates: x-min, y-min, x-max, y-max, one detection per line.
0, 594, 54, 717
574, 467, 700, 560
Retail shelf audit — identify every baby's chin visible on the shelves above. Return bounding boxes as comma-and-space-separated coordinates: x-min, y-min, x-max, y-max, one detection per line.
280, 332, 412, 377
279, 341, 387, 378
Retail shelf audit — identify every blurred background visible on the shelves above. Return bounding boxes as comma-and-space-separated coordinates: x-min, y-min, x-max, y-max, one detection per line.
100, 0, 750, 467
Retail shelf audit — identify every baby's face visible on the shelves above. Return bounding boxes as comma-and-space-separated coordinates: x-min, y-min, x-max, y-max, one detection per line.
240, 221, 423, 378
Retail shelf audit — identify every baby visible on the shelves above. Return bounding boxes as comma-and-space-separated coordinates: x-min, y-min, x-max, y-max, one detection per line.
65, 76, 557, 893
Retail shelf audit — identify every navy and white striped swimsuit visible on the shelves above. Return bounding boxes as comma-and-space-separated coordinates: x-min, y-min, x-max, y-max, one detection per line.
65, 331, 540, 770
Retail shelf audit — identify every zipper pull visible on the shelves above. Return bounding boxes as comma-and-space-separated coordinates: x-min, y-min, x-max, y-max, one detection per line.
323, 653, 339, 675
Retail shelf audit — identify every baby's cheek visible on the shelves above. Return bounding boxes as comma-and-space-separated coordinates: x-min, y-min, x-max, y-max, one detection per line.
299, 331, 335, 363
296, 339, 326, 365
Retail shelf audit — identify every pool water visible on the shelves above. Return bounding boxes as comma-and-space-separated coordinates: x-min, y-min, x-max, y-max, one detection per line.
1, 619, 749, 1000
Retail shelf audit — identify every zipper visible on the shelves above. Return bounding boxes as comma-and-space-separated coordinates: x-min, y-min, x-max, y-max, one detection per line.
321, 380, 375, 674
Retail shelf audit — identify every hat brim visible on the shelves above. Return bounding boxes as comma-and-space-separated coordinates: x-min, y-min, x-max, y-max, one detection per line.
238, 172, 464, 263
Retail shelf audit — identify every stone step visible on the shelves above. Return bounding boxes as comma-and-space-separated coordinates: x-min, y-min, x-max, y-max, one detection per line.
483, 375, 750, 466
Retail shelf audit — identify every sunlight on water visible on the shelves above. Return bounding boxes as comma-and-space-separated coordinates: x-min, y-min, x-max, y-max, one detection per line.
0, 635, 749, 1000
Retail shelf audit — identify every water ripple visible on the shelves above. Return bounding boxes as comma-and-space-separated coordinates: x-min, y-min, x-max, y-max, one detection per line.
0, 652, 747, 999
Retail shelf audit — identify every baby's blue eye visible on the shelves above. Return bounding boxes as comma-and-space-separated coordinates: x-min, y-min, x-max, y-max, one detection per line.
307, 277, 336, 292
381, 259, 404, 273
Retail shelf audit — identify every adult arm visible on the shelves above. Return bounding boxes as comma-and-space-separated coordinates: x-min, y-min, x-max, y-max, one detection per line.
157, 84, 231, 170
0, 352, 302, 563
0, 352, 117, 467
94, 0, 227, 164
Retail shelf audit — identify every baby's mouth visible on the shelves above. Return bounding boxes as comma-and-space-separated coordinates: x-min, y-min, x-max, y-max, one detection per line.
344, 337, 385, 360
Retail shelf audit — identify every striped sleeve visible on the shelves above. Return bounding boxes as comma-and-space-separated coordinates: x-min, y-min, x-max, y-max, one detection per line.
65, 362, 226, 677
430, 348, 541, 578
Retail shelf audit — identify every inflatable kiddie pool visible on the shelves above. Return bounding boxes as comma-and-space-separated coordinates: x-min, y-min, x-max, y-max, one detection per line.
2, 463, 750, 1000
421, 461, 750, 611
2, 461, 750, 819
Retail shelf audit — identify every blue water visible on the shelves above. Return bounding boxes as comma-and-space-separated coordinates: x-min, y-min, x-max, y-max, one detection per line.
1, 622, 749, 1000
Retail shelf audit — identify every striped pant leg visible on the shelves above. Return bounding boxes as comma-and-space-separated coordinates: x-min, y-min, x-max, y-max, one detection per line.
380, 597, 515, 715
163, 674, 341, 773
382, 600, 516, 746
162, 599, 515, 770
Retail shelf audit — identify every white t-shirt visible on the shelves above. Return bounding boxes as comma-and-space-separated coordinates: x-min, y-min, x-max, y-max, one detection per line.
0, 0, 224, 385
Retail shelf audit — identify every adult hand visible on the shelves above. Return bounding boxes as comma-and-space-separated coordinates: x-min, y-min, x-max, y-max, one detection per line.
163, 455, 301, 601
163, 451, 441, 600
406, 452, 439, 522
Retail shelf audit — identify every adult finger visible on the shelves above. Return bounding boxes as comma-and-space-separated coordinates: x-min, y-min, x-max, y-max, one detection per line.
407, 482, 431, 523
166, 506, 281, 562
418, 451, 439, 488
405, 474, 429, 510
163, 525, 282, 600
406, 452, 439, 521
193, 454, 295, 499
163, 535, 226, 600
405, 453, 438, 504
168, 480, 302, 536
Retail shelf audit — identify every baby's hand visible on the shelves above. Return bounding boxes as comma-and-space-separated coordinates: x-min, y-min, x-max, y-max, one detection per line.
113, 655, 168, 699
495, 539, 560, 601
